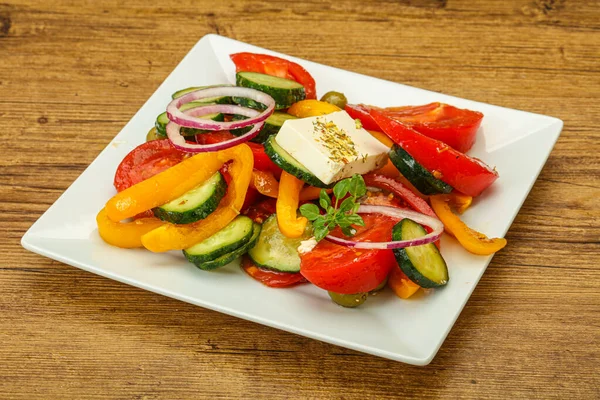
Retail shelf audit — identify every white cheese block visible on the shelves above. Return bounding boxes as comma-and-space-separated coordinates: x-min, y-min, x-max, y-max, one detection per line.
274, 111, 389, 184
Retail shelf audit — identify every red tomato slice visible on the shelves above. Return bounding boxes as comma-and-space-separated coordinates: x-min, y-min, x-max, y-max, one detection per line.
346, 103, 484, 153
368, 109, 498, 197
241, 256, 307, 288
300, 214, 397, 294
382, 103, 483, 153
243, 198, 277, 224
230, 52, 317, 99
113, 139, 187, 192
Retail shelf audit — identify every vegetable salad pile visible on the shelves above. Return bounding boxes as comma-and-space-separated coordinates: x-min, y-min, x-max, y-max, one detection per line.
97, 52, 506, 307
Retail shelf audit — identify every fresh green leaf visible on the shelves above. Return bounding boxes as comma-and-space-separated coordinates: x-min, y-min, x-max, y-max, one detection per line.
314, 225, 329, 242
333, 179, 351, 201
319, 190, 331, 209
299, 203, 320, 221
339, 197, 356, 213
341, 226, 357, 237
345, 213, 365, 226
349, 174, 367, 197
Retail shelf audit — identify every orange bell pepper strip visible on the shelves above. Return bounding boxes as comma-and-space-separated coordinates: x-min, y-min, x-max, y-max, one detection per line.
388, 266, 421, 299
368, 130, 394, 148
373, 159, 400, 179
448, 191, 472, 214
299, 186, 332, 202
96, 208, 165, 248
250, 169, 279, 198
276, 171, 308, 238
140, 144, 254, 252
287, 100, 341, 118
430, 194, 506, 255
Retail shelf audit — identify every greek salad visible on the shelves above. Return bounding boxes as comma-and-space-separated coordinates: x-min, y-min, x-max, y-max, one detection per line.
97, 52, 507, 308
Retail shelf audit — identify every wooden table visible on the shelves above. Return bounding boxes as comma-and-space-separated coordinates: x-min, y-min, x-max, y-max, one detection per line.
1, 1, 599, 398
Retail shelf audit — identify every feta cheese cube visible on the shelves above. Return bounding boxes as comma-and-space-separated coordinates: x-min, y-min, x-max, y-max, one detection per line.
274, 111, 389, 184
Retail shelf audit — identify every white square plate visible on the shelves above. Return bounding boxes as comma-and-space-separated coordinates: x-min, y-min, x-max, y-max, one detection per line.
21, 34, 562, 365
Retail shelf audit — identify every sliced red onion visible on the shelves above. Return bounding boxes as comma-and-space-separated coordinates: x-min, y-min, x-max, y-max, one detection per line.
166, 86, 275, 130
325, 205, 443, 250
167, 120, 265, 153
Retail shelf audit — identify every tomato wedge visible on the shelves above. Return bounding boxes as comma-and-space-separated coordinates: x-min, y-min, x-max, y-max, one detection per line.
114, 139, 187, 192
379, 103, 483, 153
300, 214, 397, 294
346, 103, 483, 153
241, 256, 307, 288
230, 52, 317, 99
368, 109, 498, 197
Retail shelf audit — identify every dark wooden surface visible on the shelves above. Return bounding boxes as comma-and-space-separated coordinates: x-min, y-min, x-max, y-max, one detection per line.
1, 1, 599, 398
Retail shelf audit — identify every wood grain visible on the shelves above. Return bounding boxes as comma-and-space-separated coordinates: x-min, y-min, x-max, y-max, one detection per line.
1, 0, 599, 398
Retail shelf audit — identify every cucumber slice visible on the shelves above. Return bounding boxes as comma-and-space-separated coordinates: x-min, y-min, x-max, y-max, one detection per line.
248, 214, 312, 273
392, 219, 449, 288
189, 223, 262, 271
235, 71, 305, 110
263, 135, 331, 188
389, 145, 453, 195
153, 172, 227, 224
183, 216, 254, 264
230, 112, 297, 144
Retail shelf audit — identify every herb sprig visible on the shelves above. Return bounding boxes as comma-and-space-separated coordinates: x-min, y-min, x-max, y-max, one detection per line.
299, 174, 367, 242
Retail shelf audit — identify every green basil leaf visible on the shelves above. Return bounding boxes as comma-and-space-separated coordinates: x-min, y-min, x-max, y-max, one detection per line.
349, 174, 367, 197
340, 225, 357, 237
299, 203, 320, 221
333, 178, 351, 201
345, 213, 365, 226
319, 190, 331, 209
339, 197, 356, 213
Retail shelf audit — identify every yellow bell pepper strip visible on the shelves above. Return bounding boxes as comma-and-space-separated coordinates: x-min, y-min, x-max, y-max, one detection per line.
287, 100, 341, 118
430, 194, 507, 255
250, 169, 279, 198
105, 151, 225, 222
96, 208, 165, 249
367, 130, 394, 148
388, 266, 421, 299
299, 186, 332, 202
276, 171, 308, 238
448, 191, 472, 214
140, 144, 254, 252
373, 158, 400, 179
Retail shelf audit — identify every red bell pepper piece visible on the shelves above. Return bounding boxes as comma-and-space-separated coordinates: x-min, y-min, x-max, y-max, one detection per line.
368, 109, 498, 197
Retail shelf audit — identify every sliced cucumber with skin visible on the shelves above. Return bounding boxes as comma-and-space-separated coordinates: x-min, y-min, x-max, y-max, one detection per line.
248, 214, 312, 273
263, 135, 331, 188
153, 172, 227, 225
392, 218, 449, 288
235, 71, 305, 110
183, 216, 254, 264
188, 223, 262, 271
389, 145, 453, 195
230, 112, 297, 144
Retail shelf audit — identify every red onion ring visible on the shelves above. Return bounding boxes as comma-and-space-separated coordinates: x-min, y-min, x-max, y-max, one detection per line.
167, 119, 265, 153
325, 205, 443, 249
166, 86, 275, 130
